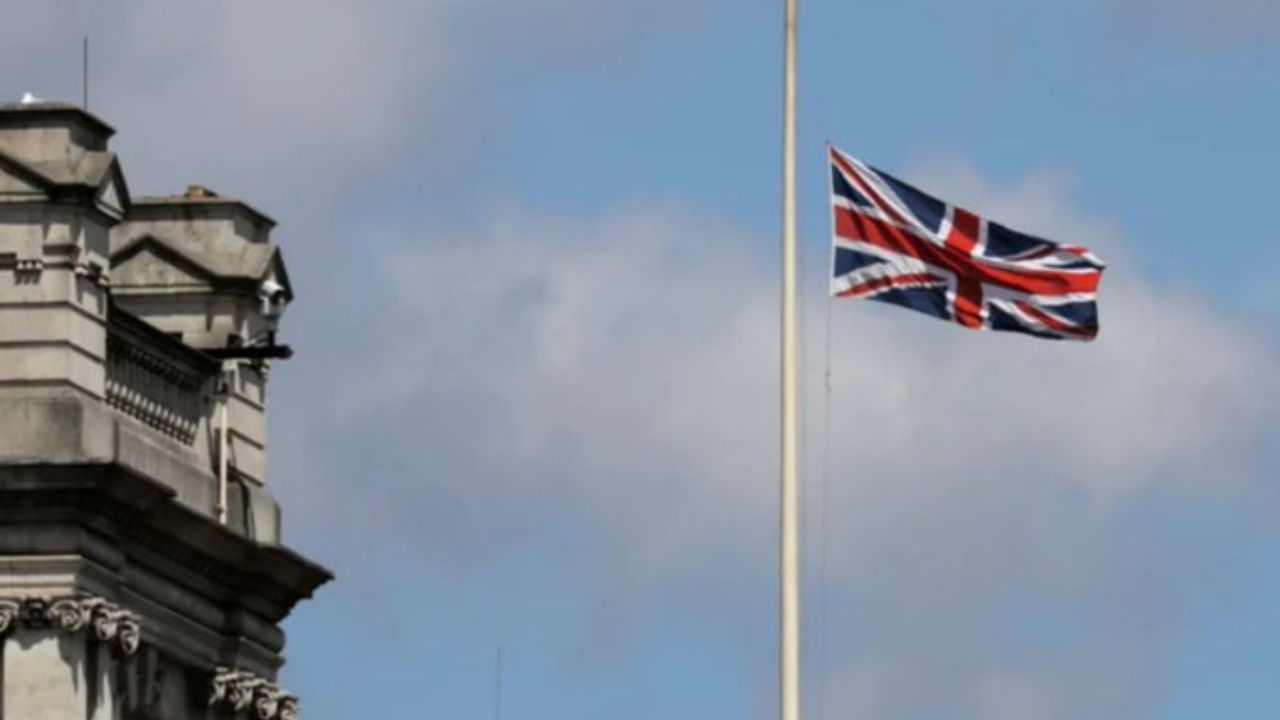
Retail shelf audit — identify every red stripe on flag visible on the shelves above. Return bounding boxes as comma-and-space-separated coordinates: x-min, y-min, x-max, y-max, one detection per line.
944, 209, 980, 256
834, 207, 1100, 297
953, 277, 984, 329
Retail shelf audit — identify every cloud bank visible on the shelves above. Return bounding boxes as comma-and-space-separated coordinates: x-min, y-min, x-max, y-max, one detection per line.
295, 161, 1280, 718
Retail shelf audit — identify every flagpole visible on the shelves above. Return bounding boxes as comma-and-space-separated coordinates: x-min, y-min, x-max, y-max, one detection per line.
780, 1, 800, 720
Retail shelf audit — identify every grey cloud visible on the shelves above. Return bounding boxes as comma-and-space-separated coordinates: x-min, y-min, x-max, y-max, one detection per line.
292, 166, 1280, 719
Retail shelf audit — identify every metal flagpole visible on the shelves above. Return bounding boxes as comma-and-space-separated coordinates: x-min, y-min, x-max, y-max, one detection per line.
780, 1, 800, 720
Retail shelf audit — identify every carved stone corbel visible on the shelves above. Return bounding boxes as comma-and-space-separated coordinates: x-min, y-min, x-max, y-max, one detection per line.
47, 596, 101, 632
91, 602, 142, 654
15, 257, 43, 273
48, 596, 141, 655
210, 667, 300, 720
0, 596, 141, 655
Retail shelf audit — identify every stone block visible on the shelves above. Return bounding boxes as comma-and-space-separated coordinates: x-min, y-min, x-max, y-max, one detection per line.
0, 393, 114, 463
114, 419, 216, 518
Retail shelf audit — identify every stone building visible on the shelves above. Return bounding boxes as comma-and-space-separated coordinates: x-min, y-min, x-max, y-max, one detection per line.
0, 100, 330, 718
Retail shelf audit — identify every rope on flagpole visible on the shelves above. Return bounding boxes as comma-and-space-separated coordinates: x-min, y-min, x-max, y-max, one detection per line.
816, 137, 839, 720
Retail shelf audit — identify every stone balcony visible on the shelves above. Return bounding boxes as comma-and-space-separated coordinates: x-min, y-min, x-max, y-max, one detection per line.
106, 305, 216, 448
103, 304, 280, 541
0, 305, 279, 543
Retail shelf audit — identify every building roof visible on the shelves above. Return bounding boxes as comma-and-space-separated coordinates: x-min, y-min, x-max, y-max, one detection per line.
131, 193, 278, 230
111, 187, 290, 297
112, 233, 288, 292
0, 101, 116, 139
0, 145, 122, 190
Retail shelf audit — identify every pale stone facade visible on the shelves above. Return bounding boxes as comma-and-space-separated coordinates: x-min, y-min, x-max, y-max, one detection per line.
0, 101, 329, 719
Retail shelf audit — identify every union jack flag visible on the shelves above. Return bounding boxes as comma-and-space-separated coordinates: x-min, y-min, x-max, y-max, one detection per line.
829, 145, 1105, 340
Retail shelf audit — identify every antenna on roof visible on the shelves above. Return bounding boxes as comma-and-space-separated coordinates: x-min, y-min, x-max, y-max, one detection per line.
82, 37, 89, 110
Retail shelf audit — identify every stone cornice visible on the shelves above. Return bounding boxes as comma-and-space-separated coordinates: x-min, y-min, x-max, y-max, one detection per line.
0, 464, 331, 623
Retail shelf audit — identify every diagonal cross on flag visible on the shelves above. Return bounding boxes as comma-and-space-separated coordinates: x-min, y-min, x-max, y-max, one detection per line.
829, 144, 1106, 340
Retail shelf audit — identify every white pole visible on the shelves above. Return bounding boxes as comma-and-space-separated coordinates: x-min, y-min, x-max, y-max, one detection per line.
780, 1, 801, 720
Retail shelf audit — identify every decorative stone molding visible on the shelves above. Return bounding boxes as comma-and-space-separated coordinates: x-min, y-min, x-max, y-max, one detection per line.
0, 599, 19, 634
0, 596, 141, 655
210, 667, 299, 720
0, 253, 44, 273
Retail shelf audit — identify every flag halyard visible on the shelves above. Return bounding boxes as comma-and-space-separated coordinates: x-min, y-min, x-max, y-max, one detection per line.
829, 145, 1105, 340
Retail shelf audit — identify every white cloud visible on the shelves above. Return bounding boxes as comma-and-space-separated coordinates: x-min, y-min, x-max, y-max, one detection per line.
292, 163, 1280, 719
0, 0, 709, 207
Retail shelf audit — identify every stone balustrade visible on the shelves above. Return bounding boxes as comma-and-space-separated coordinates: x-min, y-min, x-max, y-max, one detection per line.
105, 308, 217, 446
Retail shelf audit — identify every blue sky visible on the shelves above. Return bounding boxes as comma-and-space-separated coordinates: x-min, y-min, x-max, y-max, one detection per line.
5, 1, 1280, 718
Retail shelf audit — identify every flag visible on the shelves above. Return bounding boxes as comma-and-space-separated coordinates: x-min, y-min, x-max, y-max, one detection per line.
829, 145, 1105, 340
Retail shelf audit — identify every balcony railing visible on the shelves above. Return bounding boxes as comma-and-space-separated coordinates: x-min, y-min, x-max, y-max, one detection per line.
105, 309, 218, 445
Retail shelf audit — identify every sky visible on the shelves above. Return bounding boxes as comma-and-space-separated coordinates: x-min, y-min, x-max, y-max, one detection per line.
4, 1, 1280, 718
